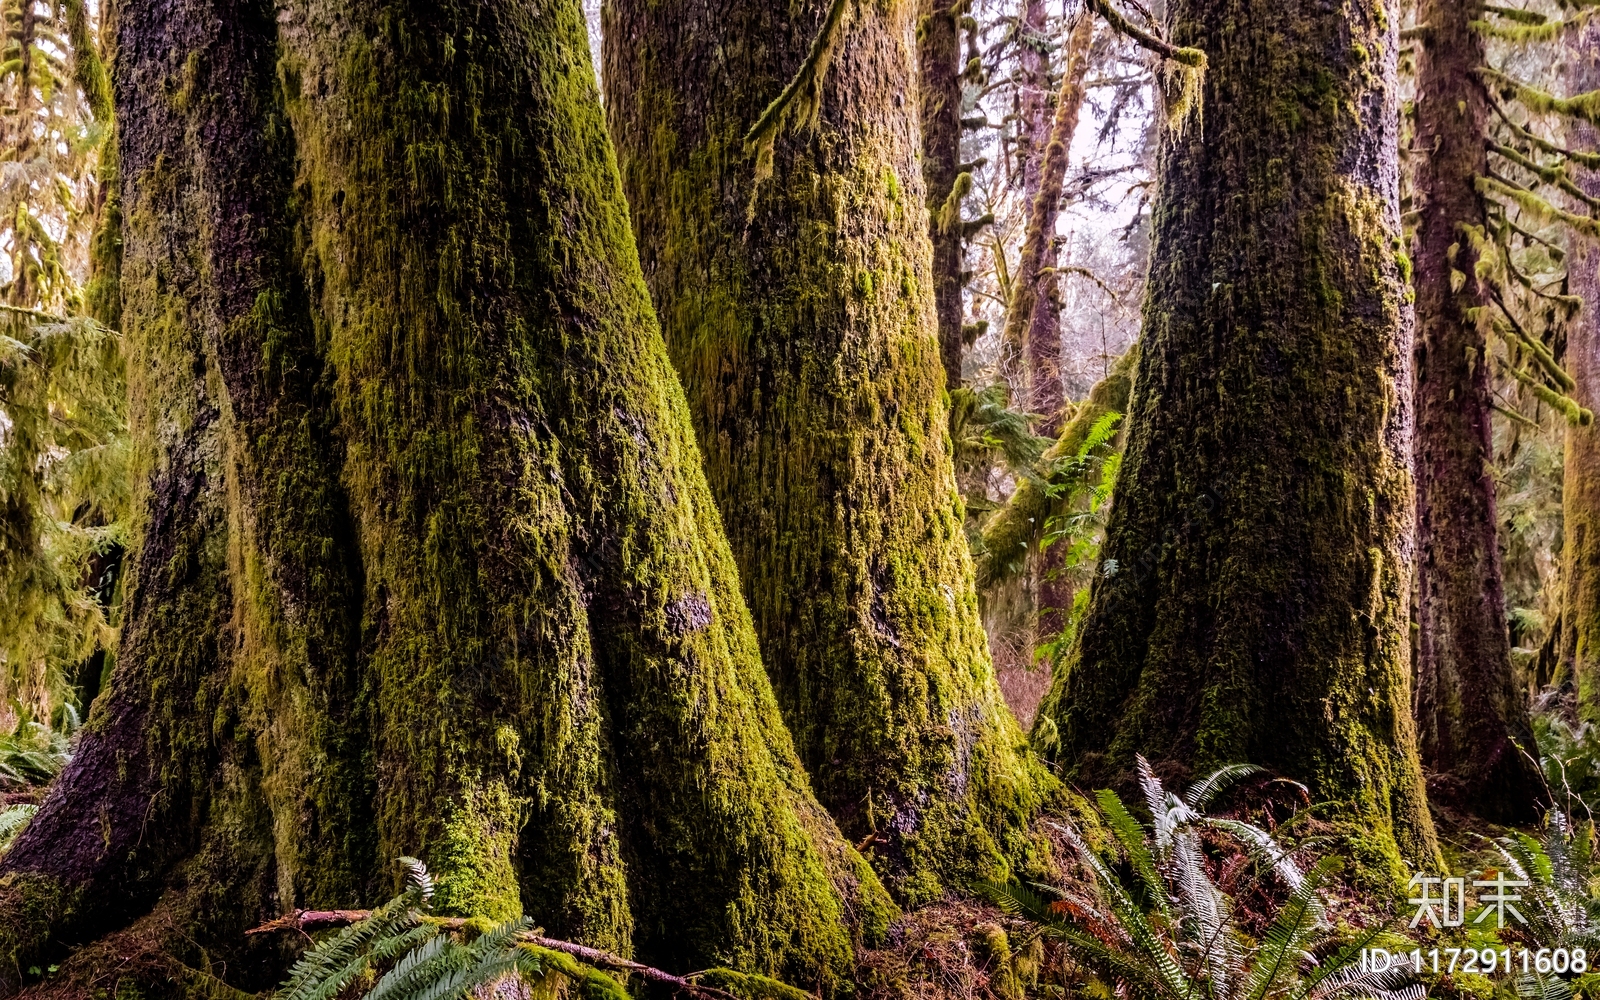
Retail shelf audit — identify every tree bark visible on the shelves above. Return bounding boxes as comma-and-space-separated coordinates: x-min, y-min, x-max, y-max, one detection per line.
920, 0, 966, 389
1011, 13, 1094, 433
1565, 22, 1600, 723
1034, 0, 1440, 876
604, 0, 1053, 902
999, 0, 1055, 396
1410, 0, 1544, 822
0, 0, 888, 991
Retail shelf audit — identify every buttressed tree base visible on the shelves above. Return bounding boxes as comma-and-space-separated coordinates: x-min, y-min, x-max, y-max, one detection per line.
1036, 0, 1441, 880
0, 0, 890, 992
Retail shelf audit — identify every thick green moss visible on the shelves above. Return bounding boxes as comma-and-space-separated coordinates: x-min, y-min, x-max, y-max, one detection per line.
606, 0, 1055, 905
1, 0, 885, 989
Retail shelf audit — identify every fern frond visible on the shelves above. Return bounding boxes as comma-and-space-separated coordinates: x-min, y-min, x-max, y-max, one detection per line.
1244, 856, 1337, 1000
1183, 764, 1262, 811
0, 803, 37, 849
1094, 788, 1171, 919
397, 856, 434, 904
362, 930, 455, 1000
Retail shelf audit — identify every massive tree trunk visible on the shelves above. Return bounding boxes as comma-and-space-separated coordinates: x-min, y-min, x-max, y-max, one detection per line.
920, 0, 966, 389
0, 0, 888, 992
1034, 0, 1439, 875
1410, 0, 1543, 822
1565, 22, 1600, 723
604, 0, 1052, 902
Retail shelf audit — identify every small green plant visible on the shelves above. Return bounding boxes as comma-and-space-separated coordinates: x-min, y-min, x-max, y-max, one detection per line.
1490, 812, 1600, 953
0, 706, 75, 787
1033, 410, 1122, 667
982, 757, 1417, 1000
950, 382, 1053, 513
277, 858, 632, 1000
0, 802, 35, 852
1536, 713, 1600, 820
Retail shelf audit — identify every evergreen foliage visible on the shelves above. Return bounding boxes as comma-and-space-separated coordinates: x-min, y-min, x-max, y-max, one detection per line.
0, 0, 123, 723
0, 309, 125, 717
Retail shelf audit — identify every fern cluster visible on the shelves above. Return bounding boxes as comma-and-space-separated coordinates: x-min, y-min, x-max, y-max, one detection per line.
982, 759, 1418, 1000
277, 859, 629, 1000
1033, 410, 1122, 666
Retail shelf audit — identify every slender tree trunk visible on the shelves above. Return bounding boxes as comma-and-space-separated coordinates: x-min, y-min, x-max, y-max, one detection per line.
1013, 13, 1094, 432
921, 0, 966, 389
1410, 0, 1544, 822
1565, 22, 1600, 723
0, 0, 887, 991
1035, 0, 1439, 875
1000, 0, 1054, 395
605, 0, 1053, 902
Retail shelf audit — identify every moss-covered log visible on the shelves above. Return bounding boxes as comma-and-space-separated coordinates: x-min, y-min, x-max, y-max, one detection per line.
1410, 0, 1543, 822
604, 0, 1053, 901
1033, 0, 1439, 877
0, 0, 888, 992
975, 348, 1135, 591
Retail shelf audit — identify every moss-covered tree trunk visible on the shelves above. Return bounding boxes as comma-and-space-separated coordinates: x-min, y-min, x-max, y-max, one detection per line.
1410, 0, 1543, 822
604, 0, 1052, 901
1012, 14, 1094, 433
1034, 0, 1439, 875
921, 0, 966, 389
1564, 22, 1600, 723
0, 0, 887, 991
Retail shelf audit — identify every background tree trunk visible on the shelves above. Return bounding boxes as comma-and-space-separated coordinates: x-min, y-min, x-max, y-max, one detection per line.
0, 0, 886, 990
1564, 22, 1600, 723
1410, 0, 1544, 822
1012, 13, 1094, 433
604, 0, 1053, 902
921, 0, 967, 389
1034, 0, 1439, 877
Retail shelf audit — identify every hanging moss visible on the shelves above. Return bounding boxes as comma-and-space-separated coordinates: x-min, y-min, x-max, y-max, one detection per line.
0, 0, 886, 990
605, 0, 1055, 903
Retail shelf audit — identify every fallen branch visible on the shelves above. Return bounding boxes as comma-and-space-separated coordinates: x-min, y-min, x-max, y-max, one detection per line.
248, 910, 746, 1000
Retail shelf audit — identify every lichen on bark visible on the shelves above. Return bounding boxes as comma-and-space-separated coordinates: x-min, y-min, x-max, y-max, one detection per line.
0, 0, 886, 990
604, 0, 1055, 902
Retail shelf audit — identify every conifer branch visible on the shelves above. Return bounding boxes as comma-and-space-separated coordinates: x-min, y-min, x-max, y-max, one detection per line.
1083, 0, 1201, 66
1489, 141, 1600, 210
1479, 173, 1600, 239
1482, 65, 1600, 128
